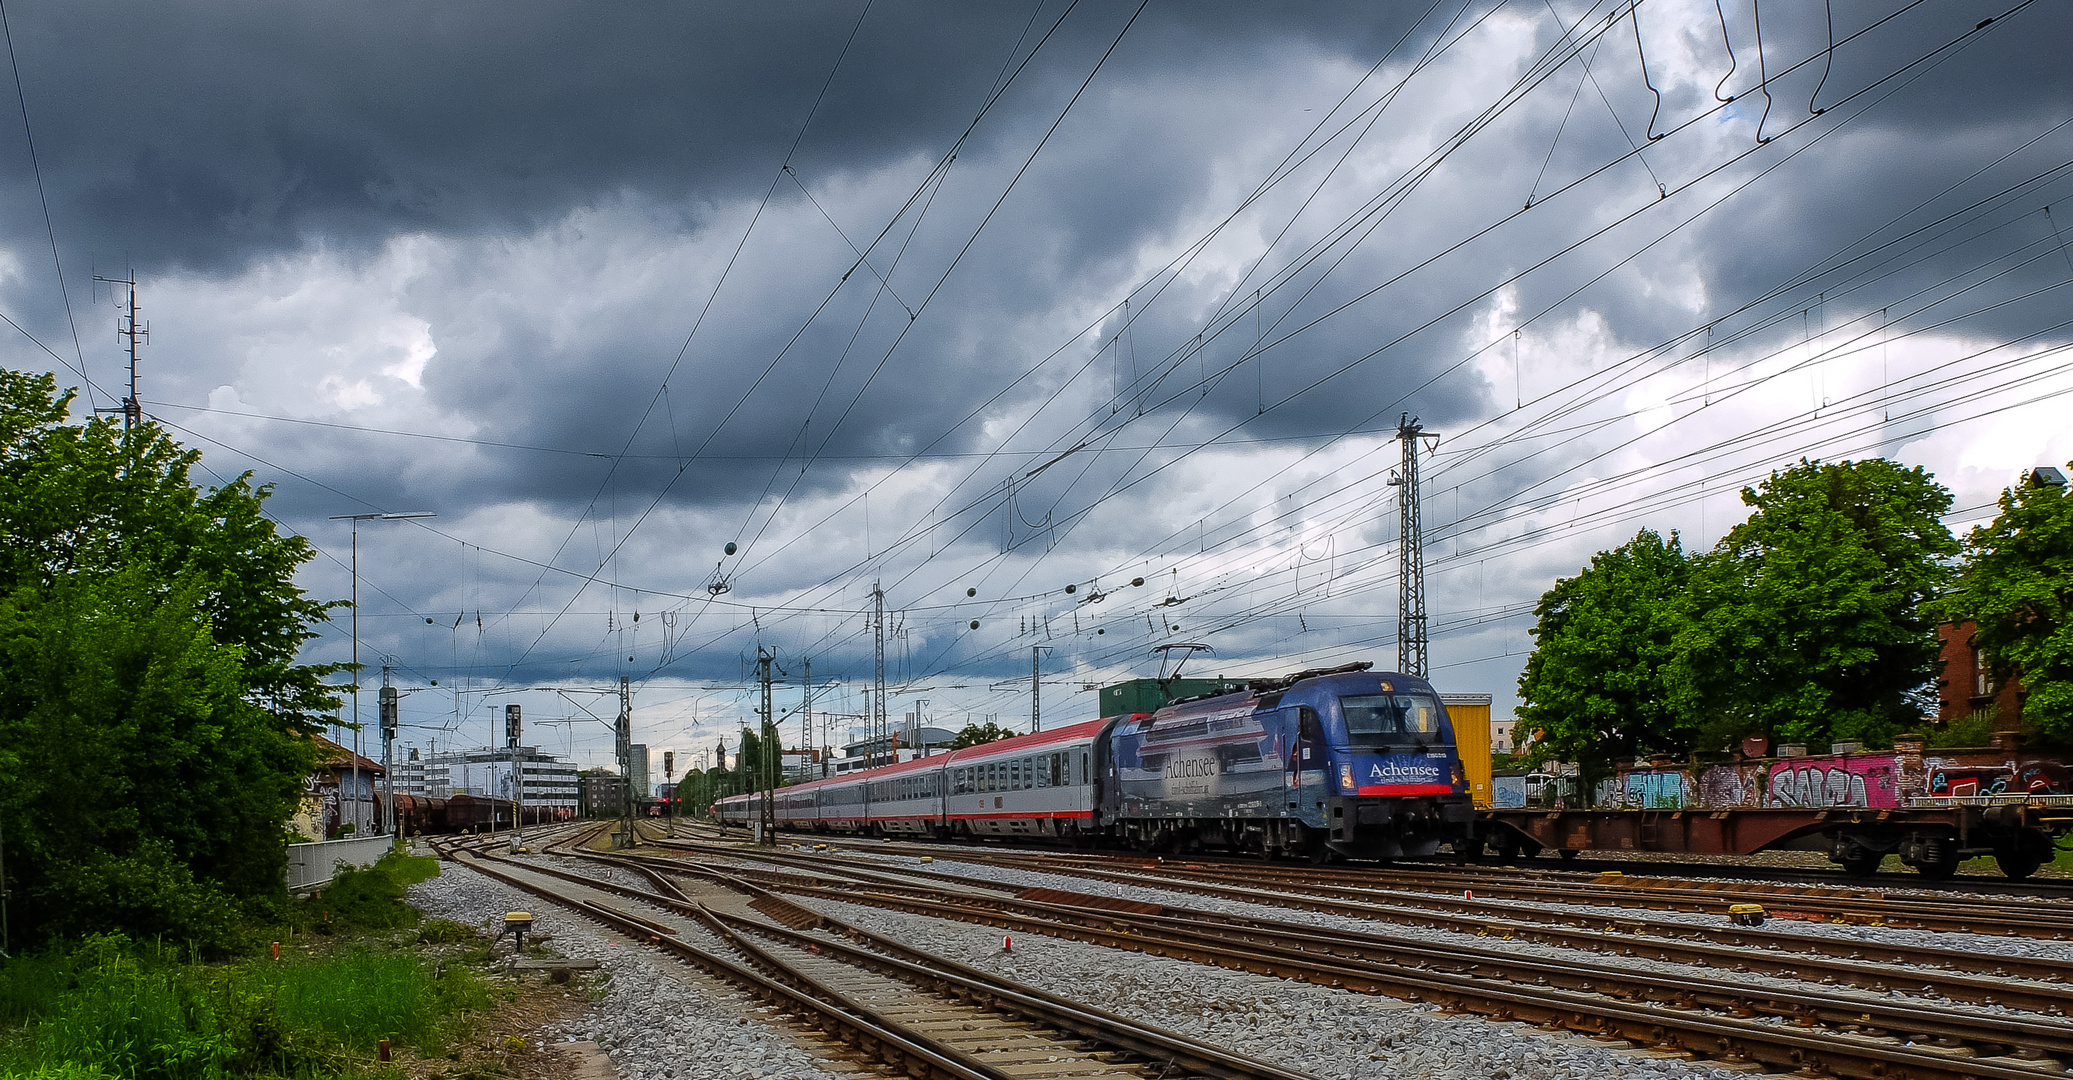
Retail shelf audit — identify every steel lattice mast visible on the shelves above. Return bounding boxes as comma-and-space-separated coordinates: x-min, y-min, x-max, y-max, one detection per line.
871, 582, 888, 766
1395, 414, 1432, 679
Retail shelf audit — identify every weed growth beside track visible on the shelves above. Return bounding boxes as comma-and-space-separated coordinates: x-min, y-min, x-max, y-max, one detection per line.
0, 852, 495, 1080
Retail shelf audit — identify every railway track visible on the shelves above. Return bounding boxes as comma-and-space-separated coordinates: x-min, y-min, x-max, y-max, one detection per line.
730, 832, 2073, 939
425, 831, 1319, 1080
655, 835, 2072, 987
602, 835, 2073, 1079
1449, 850, 2073, 896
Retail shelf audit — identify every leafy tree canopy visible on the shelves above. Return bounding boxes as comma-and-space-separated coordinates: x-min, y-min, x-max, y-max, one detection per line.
1515, 529, 1691, 773
1943, 468, 2073, 744
0, 370, 336, 950
1669, 458, 1956, 751
949, 721, 1016, 749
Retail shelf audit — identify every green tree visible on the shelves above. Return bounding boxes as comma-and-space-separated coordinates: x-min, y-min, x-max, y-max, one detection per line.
0, 371, 338, 720
949, 721, 1014, 749
1943, 468, 2073, 744
737, 726, 760, 790
1669, 459, 1956, 751
0, 370, 336, 948
1515, 529, 1691, 774
0, 569, 315, 949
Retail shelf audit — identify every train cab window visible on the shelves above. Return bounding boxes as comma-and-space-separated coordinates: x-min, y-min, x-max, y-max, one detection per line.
1340, 693, 1442, 740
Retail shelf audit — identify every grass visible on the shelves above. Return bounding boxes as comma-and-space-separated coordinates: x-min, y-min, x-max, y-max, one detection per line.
0, 854, 492, 1080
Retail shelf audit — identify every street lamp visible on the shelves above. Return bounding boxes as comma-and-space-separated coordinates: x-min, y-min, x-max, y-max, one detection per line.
331, 510, 435, 838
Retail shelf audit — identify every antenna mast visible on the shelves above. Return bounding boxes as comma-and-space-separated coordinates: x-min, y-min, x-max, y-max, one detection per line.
92, 273, 147, 431
1394, 415, 1435, 678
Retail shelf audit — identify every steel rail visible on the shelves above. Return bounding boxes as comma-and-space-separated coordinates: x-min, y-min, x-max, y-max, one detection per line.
855, 842, 2073, 937
693, 826, 2073, 930
644, 836, 2073, 989
443, 842, 1321, 1080
443, 852, 1025, 1080
636, 856, 2073, 1058
596, 846, 2071, 1080
505, 846, 1323, 1080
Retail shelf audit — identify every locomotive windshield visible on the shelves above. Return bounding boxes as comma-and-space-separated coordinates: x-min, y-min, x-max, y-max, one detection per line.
1340, 693, 1442, 741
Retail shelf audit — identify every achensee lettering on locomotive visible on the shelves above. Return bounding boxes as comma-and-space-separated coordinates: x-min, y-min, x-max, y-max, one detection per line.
1105, 662, 1473, 859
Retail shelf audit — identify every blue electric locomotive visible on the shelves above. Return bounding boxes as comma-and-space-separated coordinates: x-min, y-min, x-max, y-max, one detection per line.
1101, 662, 1473, 859
712, 661, 1473, 861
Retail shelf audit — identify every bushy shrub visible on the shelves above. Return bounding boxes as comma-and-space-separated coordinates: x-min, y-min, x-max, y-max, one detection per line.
0, 931, 491, 1080
415, 920, 478, 946
309, 852, 438, 932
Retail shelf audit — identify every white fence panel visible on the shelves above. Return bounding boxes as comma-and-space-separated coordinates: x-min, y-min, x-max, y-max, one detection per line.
286, 835, 394, 891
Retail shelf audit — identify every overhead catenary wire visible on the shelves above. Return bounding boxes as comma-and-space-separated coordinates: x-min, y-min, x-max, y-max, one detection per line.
70, 3, 2065, 747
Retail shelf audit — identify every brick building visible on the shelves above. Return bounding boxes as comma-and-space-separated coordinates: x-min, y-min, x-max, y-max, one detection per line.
1937, 620, 2024, 730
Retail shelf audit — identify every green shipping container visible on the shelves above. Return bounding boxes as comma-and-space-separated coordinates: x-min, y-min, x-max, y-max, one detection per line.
1098, 677, 1247, 716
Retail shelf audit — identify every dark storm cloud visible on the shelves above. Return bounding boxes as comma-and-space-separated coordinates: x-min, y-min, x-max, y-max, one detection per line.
0, 2, 1451, 275
5, 1, 2067, 730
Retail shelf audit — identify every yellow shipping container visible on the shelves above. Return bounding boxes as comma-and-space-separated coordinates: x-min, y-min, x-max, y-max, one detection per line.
1441, 693, 1493, 808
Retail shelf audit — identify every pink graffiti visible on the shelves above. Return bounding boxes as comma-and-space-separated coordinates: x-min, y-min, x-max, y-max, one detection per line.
1764, 757, 1897, 808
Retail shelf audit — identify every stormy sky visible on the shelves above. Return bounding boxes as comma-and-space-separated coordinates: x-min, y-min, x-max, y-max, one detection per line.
4, 0, 2069, 771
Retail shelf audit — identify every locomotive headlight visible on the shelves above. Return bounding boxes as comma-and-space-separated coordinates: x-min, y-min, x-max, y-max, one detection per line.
1339, 763, 1356, 790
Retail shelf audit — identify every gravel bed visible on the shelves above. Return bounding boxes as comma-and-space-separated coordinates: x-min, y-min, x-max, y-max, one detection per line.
834, 849, 2073, 966
409, 862, 843, 1080
808, 897, 1745, 1080
408, 849, 2055, 1080
831, 854, 2066, 1017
